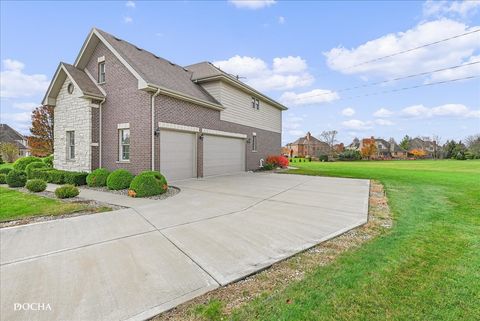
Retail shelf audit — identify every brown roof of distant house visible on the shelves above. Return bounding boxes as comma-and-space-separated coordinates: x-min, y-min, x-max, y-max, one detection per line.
96, 29, 220, 105
62, 63, 104, 98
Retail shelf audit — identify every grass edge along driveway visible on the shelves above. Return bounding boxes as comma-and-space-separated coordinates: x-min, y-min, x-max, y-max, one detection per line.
228, 160, 480, 321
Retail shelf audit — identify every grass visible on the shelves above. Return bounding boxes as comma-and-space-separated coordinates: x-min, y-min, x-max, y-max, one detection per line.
229, 160, 480, 321
0, 186, 109, 222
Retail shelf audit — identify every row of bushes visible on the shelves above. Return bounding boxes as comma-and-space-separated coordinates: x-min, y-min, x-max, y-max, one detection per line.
86, 168, 168, 197
30, 168, 88, 186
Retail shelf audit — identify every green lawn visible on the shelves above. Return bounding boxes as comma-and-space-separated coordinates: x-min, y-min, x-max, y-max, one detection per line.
0, 187, 108, 222
231, 160, 480, 321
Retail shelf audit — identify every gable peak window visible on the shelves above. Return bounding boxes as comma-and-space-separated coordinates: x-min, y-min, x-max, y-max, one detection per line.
98, 62, 106, 83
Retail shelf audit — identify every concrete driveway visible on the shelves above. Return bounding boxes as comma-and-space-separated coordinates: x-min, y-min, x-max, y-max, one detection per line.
1, 173, 369, 321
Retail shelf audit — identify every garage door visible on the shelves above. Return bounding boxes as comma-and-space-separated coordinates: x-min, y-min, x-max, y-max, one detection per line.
203, 135, 245, 177
160, 130, 196, 181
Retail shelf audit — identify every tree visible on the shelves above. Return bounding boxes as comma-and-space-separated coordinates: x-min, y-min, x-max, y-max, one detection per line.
432, 134, 441, 159
319, 130, 338, 157
410, 148, 427, 158
465, 134, 480, 158
28, 105, 54, 157
399, 135, 410, 150
360, 139, 377, 160
0, 142, 19, 163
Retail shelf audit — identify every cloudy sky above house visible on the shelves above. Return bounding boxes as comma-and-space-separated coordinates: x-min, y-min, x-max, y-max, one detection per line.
1, 0, 479, 145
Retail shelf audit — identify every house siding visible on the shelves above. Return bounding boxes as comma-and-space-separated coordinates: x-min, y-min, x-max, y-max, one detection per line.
85, 41, 151, 174
53, 77, 92, 172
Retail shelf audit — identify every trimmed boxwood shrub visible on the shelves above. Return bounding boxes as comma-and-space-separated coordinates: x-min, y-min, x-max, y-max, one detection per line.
26, 179, 47, 192
0, 167, 12, 175
25, 161, 48, 178
86, 168, 110, 187
30, 168, 53, 181
107, 169, 134, 190
13, 156, 41, 171
49, 170, 65, 184
128, 171, 168, 197
64, 171, 88, 186
0, 173, 6, 184
55, 184, 79, 198
6, 170, 27, 187
43, 155, 53, 167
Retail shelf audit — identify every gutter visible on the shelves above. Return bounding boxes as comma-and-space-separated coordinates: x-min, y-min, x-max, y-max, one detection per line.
151, 88, 161, 170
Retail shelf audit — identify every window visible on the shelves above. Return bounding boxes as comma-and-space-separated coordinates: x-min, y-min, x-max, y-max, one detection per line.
252, 97, 256, 109
252, 133, 257, 152
251, 97, 260, 110
256, 98, 260, 110
119, 128, 130, 161
66, 131, 75, 160
67, 83, 74, 94
98, 62, 105, 83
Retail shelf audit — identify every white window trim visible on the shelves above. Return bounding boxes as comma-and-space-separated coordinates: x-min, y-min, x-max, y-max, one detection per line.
118, 128, 130, 162
66, 131, 75, 160
98, 61, 106, 84
158, 122, 199, 133
117, 123, 130, 129
252, 132, 257, 152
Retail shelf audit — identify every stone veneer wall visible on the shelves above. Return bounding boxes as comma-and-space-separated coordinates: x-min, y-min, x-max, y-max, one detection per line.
53, 77, 92, 172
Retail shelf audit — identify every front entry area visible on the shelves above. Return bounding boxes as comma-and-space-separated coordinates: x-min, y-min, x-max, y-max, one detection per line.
160, 129, 197, 181
203, 135, 245, 177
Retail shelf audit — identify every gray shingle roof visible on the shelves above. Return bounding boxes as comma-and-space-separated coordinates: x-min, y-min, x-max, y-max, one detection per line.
0, 124, 28, 150
62, 63, 104, 98
186, 61, 224, 80
96, 29, 219, 105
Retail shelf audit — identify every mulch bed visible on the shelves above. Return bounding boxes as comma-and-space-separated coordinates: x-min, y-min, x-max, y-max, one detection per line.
81, 186, 180, 200
151, 180, 392, 321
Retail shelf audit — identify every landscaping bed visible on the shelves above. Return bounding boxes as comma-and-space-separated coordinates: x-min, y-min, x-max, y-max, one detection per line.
83, 185, 180, 200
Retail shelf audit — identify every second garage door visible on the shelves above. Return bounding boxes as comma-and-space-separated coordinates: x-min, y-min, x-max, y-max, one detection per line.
160, 130, 197, 181
203, 135, 245, 177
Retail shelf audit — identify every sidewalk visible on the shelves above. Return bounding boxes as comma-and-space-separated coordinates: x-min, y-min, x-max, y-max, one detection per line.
46, 184, 160, 208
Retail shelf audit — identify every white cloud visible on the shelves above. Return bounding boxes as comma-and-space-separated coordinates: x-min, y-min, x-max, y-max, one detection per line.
1, 112, 31, 122
374, 119, 394, 126
278, 16, 285, 24
213, 55, 314, 91
341, 119, 373, 131
125, 1, 135, 8
13, 102, 38, 111
428, 54, 480, 82
373, 108, 394, 118
273, 56, 307, 73
124, 16, 133, 23
423, 0, 480, 18
229, 0, 276, 9
341, 107, 355, 116
324, 19, 480, 79
279, 89, 339, 106
401, 103, 480, 118
283, 114, 305, 137
0, 59, 49, 98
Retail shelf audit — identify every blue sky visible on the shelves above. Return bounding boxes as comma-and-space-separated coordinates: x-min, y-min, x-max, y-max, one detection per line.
1, 0, 479, 145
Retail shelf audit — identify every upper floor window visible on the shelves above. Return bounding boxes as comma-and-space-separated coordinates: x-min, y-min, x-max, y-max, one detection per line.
98, 62, 106, 83
66, 131, 75, 160
119, 128, 130, 161
251, 97, 260, 110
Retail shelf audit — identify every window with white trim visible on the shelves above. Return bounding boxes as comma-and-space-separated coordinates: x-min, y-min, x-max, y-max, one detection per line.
251, 97, 260, 110
252, 133, 257, 152
66, 131, 75, 160
98, 62, 106, 83
119, 128, 130, 161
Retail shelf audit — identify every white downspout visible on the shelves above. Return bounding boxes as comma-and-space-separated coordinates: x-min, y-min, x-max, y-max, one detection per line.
151, 88, 161, 170
98, 98, 105, 168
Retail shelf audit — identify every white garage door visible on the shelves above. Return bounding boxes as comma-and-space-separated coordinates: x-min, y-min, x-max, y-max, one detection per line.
160, 130, 196, 181
203, 135, 245, 177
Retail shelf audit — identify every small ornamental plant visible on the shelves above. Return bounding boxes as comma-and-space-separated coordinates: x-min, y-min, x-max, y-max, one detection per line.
86, 168, 110, 187
26, 179, 47, 192
107, 169, 134, 190
55, 184, 79, 199
6, 170, 27, 187
128, 171, 168, 197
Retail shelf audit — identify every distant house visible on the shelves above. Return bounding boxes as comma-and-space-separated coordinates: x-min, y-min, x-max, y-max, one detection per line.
348, 136, 406, 159
285, 132, 330, 158
388, 138, 407, 159
408, 137, 439, 158
347, 137, 360, 150
0, 124, 30, 157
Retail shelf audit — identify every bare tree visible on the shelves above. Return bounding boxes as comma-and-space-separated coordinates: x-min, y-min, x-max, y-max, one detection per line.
465, 134, 480, 157
432, 134, 441, 159
320, 130, 338, 157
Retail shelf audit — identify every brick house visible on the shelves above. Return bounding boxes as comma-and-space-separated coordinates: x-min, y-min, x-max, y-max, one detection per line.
285, 132, 330, 158
42, 28, 287, 180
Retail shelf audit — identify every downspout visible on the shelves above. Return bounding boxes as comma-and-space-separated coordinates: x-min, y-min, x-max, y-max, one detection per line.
98, 98, 105, 168
151, 88, 161, 170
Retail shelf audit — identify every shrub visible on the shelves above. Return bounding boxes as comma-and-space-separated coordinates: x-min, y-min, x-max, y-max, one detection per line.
25, 161, 47, 178
339, 150, 362, 161
13, 156, 41, 171
64, 171, 88, 186
55, 184, 79, 198
261, 163, 275, 171
455, 151, 466, 160
0, 154, 3, 164
86, 168, 110, 187
30, 168, 54, 181
0, 173, 6, 184
318, 155, 329, 162
43, 155, 54, 168
129, 171, 168, 197
266, 155, 289, 168
49, 170, 66, 184
0, 167, 12, 175
107, 169, 134, 190
6, 170, 27, 187
26, 179, 47, 192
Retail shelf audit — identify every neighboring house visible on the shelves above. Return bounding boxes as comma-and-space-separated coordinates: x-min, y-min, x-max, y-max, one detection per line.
408, 137, 438, 158
375, 138, 391, 158
347, 137, 360, 150
42, 28, 287, 179
388, 138, 407, 159
285, 132, 330, 158
0, 124, 30, 157
350, 136, 406, 159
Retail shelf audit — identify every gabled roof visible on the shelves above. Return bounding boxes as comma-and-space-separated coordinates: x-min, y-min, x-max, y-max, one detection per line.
186, 61, 288, 111
43, 62, 104, 105
287, 134, 327, 146
0, 124, 28, 149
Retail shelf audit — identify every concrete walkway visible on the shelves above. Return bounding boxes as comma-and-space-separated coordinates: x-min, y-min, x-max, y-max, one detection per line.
1, 173, 369, 321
